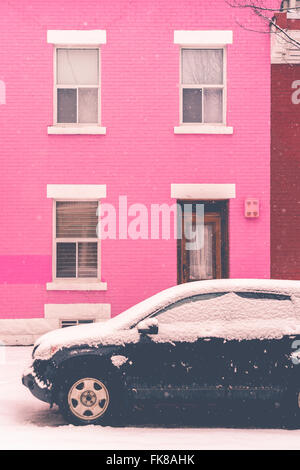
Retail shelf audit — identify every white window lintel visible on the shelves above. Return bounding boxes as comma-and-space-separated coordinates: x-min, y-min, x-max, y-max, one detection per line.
171, 184, 236, 199
47, 30, 106, 45
47, 184, 107, 199
174, 30, 233, 45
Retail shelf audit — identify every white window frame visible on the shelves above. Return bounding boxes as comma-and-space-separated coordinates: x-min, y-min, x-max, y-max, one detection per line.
52, 199, 101, 282
53, 45, 101, 128
287, 0, 300, 17
46, 184, 107, 291
179, 45, 227, 127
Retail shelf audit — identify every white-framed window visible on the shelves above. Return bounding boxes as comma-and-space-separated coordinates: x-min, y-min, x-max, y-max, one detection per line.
287, 0, 300, 17
180, 47, 226, 125
289, 0, 300, 9
60, 319, 95, 328
53, 200, 100, 280
174, 30, 233, 134
47, 30, 106, 134
54, 47, 101, 126
46, 184, 107, 290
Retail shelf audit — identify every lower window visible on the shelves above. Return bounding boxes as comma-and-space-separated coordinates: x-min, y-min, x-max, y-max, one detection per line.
60, 319, 95, 328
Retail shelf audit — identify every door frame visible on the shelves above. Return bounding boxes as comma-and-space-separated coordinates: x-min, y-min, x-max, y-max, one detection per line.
177, 199, 229, 284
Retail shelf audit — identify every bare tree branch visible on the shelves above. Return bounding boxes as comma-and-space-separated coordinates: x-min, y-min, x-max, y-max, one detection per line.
226, 0, 300, 51
225, 0, 299, 12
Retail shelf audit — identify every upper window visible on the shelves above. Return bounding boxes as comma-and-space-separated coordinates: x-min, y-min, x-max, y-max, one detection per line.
55, 201, 99, 279
55, 48, 100, 125
181, 48, 225, 125
289, 0, 300, 8
287, 0, 300, 17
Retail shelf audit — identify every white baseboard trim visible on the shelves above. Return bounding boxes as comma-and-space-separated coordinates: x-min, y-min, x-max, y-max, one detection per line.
0, 319, 59, 346
0, 334, 46, 346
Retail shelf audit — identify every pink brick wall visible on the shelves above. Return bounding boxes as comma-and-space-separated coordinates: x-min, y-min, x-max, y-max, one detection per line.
0, 0, 272, 319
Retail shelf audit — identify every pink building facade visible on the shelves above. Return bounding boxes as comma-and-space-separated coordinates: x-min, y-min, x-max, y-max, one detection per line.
0, 0, 273, 343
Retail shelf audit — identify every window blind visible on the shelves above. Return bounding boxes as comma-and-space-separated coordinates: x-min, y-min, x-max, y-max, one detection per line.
56, 201, 98, 238
56, 201, 99, 279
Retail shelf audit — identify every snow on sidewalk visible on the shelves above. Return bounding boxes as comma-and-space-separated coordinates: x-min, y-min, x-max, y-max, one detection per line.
1, 346, 300, 450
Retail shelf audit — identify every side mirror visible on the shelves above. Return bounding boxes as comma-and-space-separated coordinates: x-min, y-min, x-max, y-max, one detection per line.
137, 318, 159, 335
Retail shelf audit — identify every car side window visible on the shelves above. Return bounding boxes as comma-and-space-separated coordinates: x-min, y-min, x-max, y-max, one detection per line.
229, 291, 295, 321
153, 291, 295, 325
153, 292, 227, 324
235, 292, 291, 301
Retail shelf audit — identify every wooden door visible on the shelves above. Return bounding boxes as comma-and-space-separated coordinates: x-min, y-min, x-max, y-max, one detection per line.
178, 201, 228, 283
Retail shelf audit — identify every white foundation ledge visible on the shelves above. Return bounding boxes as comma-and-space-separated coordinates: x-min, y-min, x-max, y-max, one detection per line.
48, 126, 106, 135
174, 125, 233, 135
46, 281, 107, 291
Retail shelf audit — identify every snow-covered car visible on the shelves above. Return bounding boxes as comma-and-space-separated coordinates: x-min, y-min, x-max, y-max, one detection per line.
22, 279, 300, 426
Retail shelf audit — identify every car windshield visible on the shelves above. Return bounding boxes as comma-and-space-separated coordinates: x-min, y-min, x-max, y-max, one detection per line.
106, 287, 195, 330
106, 299, 164, 330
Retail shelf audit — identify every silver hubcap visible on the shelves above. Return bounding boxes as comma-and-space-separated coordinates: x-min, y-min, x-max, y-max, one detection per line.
68, 378, 109, 421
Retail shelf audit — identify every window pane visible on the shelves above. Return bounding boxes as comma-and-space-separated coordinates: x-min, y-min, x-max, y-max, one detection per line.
78, 242, 98, 278
236, 292, 291, 301
183, 88, 202, 123
57, 88, 77, 123
182, 49, 223, 85
56, 243, 76, 278
56, 201, 98, 238
155, 293, 227, 324
57, 49, 99, 85
188, 224, 214, 280
204, 88, 223, 123
78, 88, 98, 123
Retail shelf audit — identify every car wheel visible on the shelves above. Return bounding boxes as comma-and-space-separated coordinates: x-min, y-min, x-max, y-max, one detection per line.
58, 369, 126, 426
283, 388, 300, 429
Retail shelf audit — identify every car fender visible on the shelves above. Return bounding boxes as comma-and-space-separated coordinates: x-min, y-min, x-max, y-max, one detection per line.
52, 344, 129, 386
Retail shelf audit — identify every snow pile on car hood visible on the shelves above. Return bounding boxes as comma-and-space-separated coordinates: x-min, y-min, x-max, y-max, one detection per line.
33, 322, 141, 359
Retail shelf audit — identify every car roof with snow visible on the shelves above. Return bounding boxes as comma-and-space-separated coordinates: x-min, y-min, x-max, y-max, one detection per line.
121, 278, 300, 316
145, 279, 300, 298
109, 278, 300, 327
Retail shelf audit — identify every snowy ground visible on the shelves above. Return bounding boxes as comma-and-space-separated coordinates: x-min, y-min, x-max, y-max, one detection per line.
1, 347, 300, 450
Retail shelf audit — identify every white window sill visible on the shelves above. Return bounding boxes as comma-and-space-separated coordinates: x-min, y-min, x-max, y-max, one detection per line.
287, 12, 300, 18
48, 126, 106, 135
46, 281, 107, 291
174, 125, 233, 135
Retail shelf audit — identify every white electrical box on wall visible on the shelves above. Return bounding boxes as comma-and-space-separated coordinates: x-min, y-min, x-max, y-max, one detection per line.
245, 198, 259, 218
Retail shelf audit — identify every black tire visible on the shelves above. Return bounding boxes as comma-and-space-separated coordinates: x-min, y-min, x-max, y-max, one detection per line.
57, 366, 128, 426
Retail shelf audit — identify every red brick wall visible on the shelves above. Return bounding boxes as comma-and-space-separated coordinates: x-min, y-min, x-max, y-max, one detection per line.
271, 64, 300, 279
